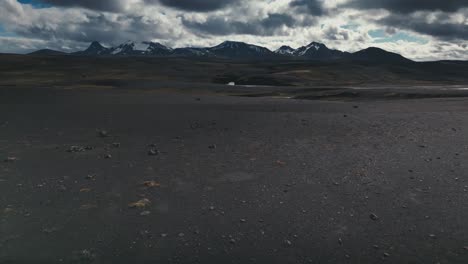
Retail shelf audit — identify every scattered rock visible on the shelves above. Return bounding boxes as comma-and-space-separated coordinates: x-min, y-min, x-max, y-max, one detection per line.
4, 157, 17, 162
86, 174, 96, 180
80, 204, 98, 210
76, 249, 95, 262
142, 181, 161, 188
369, 213, 379, 221
98, 130, 109, 138
68, 146, 85, 153
276, 160, 286, 166
208, 144, 217, 149
128, 198, 151, 209
148, 149, 159, 156
140, 211, 151, 216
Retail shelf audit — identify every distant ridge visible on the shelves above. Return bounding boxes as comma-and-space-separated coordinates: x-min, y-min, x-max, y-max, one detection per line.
28, 49, 68, 56
28, 40, 413, 63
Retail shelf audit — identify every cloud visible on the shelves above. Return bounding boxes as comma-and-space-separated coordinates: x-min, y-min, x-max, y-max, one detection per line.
289, 0, 326, 15
378, 11, 468, 40
152, 0, 239, 12
0, 1, 178, 45
40, 0, 129, 12
345, 0, 468, 13
182, 13, 302, 36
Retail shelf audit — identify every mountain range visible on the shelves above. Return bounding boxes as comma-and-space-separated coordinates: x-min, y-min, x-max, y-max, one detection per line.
29, 40, 412, 62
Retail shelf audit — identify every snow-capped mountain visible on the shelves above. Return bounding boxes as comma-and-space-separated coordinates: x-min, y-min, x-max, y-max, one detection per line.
292, 42, 345, 59
275, 45, 296, 55
108, 41, 145, 56
145, 42, 173, 56
172, 47, 212, 57
73, 41, 110, 56
34, 40, 412, 62
208, 41, 274, 58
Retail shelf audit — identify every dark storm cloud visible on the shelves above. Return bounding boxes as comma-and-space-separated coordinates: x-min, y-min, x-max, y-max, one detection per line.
182, 13, 301, 36
345, 0, 468, 13
151, 0, 239, 12
13, 13, 167, 44
289, 0, 326, 15
378, 14, 468, 40
40, 0, 126, 12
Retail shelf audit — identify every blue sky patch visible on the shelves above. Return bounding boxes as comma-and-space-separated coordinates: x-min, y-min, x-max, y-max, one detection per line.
341, 23, 360, 31
18, 0, 52, 8
369, 29, 428, 44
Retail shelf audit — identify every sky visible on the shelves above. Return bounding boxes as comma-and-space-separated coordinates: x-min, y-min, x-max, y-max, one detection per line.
0, 0, 467, 61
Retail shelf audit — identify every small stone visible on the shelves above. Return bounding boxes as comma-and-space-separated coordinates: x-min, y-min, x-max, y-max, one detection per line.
140, 211, 151, 216
98, 130, 109, 138
128, 198, 151, 209
161, 233, 168, 238
383, 252, 390, 258
369, 213, 379, 221
276, 160, 286, 166
208, 144, 217, 149
104, 154, 112, 159
429, 234, 437, 239
240, 219, 246, 223
178, 233, 185, 237
86, 174, 96, 180
68, 146, 85, 153
4, 157, 17, 162
148, 149, 159, 156
373, 245, 379, 249
284, 240, 292, 247
338, 238, 343, 246
142, 181, 161, 188
208, 206, 215, 211
112, 143, 121, 148
229, 238, 236, 244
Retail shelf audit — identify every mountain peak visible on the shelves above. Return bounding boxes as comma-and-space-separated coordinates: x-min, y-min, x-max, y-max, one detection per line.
275, 45, 296, 55
351, 47, 411, 62
145, 42, 173, 55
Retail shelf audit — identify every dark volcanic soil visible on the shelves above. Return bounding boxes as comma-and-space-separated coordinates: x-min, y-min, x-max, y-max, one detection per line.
1, 87, 468, 263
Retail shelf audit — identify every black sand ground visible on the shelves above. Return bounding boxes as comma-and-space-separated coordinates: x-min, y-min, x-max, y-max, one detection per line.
1, 86, 468, 263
